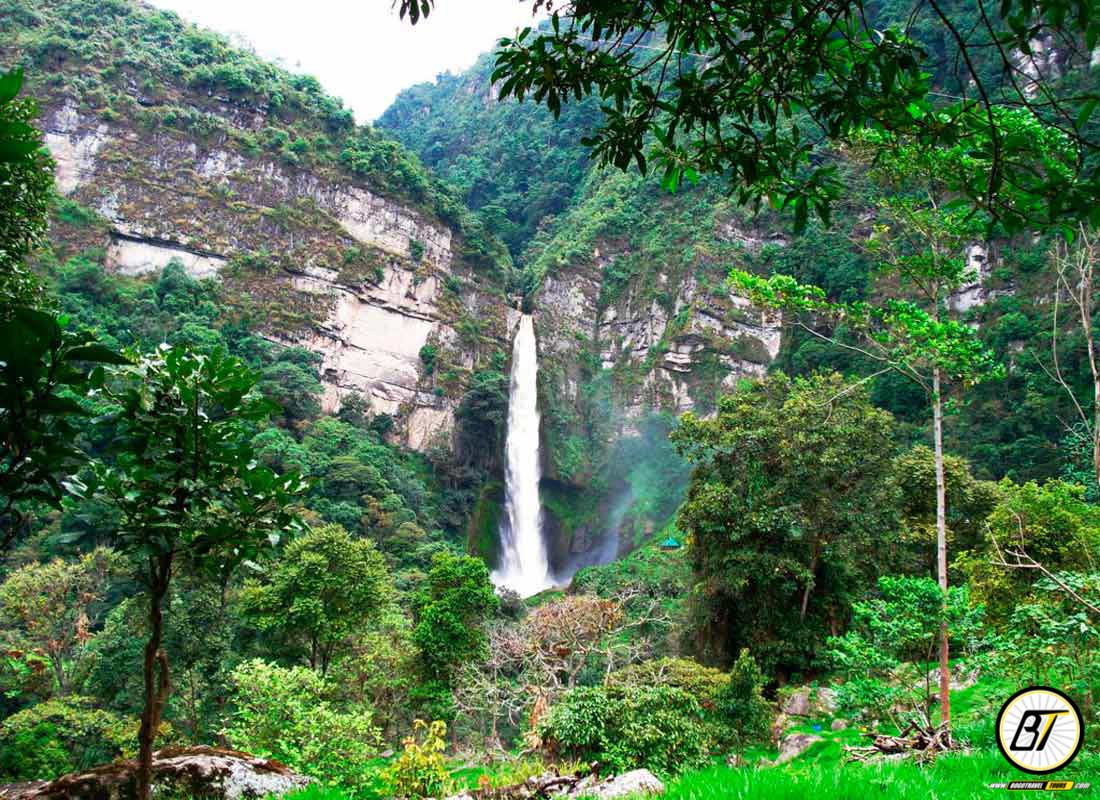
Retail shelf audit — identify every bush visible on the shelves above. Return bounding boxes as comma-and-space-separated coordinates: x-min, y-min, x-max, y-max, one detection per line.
539, 686, 611, 757
539, 685, 709, 777
715, 649, 773, 747
381, 720, 451, 799
606, 686, 710, 776
0, 697, 136, 780
224, 660, 380, 794
607, 658, 728, 709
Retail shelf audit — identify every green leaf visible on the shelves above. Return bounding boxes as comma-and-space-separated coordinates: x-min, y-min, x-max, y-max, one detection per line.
64, 344, 130, 365
0, 68, 23, 105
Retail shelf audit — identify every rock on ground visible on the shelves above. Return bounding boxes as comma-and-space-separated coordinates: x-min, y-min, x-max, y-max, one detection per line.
831, 718, 850, 731
561, 769, 665, 799
445, 769, 665, 800
774, 733, 823, 765
780, 687, 837, 717
0, 745, 312, 800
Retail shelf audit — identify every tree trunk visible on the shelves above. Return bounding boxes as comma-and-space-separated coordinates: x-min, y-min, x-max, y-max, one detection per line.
137, 554, 173, 800
50, 653, 66, 697
800, 552, 819, 622
932, 367, 951, 735
1093, 367, 1099, 491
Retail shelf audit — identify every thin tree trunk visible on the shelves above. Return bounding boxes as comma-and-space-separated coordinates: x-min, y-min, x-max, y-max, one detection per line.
800, 552, 819, 622
932, 367, 951, 735
51, 654, 66, 697
137, 555, 173, 800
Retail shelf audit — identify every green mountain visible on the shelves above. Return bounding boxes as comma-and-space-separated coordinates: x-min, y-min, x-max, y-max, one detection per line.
379, 34, 1083, 498
3, 0, 514, 457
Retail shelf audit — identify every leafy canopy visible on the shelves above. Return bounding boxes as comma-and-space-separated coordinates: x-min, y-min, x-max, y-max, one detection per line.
401, 0, 1100, 234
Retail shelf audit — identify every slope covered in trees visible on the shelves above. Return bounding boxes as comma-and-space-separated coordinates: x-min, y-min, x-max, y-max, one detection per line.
4, 1, 1100, 798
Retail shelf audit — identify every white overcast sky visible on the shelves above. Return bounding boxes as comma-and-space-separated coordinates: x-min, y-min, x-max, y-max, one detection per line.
148, 0, 542, 122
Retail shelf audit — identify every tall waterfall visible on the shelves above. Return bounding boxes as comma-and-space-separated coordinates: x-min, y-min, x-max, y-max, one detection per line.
492, 315, 553, 598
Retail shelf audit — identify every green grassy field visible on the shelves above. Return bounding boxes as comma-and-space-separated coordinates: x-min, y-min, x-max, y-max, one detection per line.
660, 751, 1098, 800
278, 749, 1099, 800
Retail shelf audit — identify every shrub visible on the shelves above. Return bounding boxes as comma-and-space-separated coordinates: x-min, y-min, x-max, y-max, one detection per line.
0, 696, 137, 781
539, 685, 709, 777
224, 660, 380, 794
607, 657, 728, 709
715, 649, 773, 747
539, 686, 611, 757
418, 344, 438, 375
605, 686, 710, 776
381, 720, 451, 799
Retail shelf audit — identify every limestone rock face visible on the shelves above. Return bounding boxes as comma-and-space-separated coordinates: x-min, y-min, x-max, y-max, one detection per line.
39, 96, 511, 452
0, 746, 311, 800
533, 237, 781, 485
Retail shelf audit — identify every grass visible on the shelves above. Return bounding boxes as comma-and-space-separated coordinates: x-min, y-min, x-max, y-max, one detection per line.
279, 750, 1100, 800
661, 751, 1100, 799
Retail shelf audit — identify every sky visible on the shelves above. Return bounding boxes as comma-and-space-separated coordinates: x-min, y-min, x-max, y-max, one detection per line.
148, 0, 543, 122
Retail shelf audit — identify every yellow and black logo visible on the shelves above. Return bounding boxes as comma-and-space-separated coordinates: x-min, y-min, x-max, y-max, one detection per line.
996, 687, 1084, 775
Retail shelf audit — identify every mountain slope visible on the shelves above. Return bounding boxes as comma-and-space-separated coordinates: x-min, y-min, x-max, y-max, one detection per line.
3, 0, 515, 452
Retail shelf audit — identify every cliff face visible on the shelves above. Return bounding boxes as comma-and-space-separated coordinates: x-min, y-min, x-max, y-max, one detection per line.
383, 66, 784, 482
11, 0, 514, 452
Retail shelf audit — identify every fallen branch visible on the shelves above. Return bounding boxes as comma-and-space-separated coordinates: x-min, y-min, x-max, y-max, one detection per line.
843, 721, 956, 763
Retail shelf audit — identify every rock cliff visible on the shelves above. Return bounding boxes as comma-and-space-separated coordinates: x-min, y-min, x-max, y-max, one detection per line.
9, 0, 514, 452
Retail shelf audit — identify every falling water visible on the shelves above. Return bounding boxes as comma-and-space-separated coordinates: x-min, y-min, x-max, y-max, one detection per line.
492, 315, 553, 598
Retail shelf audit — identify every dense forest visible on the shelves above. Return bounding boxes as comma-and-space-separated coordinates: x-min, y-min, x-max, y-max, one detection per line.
3, 0, 1100, 798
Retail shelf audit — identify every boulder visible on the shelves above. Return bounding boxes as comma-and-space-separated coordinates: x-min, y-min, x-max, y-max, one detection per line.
771, 712, 792, 743
775, 733, 822, 765
561, 769, 665, 799
0, 746, 312, 800
445, 768, 664, 800
925, 663, 981, 692
830, 718, 850, 731
779, 687, 836, 717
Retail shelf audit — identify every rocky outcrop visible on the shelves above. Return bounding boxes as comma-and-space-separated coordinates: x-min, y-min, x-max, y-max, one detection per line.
38, 94, 512, 452
561, 769, 665, 798
536, 253, 779, 434
0, 746, 311, 800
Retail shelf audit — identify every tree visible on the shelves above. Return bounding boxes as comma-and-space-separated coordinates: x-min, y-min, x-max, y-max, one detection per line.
411, 552, 498, 729
240, 523, 393, 675
892, 446, 998, 575
730, 143, 1004, 729
1046, 225, 1100, 497
74, 346, 306, 800
827, 576, 984, 739
522, 592, 667, 695
399, 0, 1100, 235
0, 68, 54, 310
454, 365, 508, 468
670, 372, 900, 673
0, 308, 128, 548
0, 549, 119, 697
224, 659, 381, 794
965, 478, 1100, 621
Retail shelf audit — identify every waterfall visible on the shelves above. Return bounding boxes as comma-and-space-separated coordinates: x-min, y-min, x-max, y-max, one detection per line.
492, 314, 553, 598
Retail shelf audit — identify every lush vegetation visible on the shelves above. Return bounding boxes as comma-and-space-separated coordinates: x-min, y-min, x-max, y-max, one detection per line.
5, 0, 1100, 798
